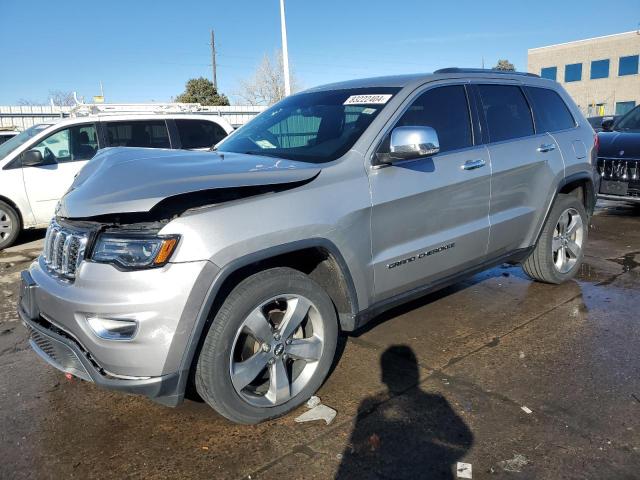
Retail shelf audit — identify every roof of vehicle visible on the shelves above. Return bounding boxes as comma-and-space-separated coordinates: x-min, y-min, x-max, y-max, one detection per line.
37, 113, 233, 131
304, 69, 553, 93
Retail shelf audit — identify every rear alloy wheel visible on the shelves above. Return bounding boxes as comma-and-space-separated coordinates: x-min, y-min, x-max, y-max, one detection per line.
0, 201, 20, 250
195, 267, 338, 424
551, 207, 584, 274
522, 193, 588, 284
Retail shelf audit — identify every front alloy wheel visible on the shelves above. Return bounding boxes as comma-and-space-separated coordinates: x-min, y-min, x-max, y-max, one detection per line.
195, 267, 338, 424
230, 294, 325, 407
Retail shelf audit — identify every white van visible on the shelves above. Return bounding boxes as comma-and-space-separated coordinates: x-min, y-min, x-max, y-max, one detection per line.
0, 113, 233, 248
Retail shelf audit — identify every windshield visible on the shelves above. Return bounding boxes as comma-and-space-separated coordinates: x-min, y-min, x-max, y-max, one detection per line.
615, 105, 640, 132
217, 87, 401, 163
0, 124, 51, 160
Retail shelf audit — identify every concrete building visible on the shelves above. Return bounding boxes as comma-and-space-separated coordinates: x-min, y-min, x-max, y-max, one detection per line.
528, 31, 640, 117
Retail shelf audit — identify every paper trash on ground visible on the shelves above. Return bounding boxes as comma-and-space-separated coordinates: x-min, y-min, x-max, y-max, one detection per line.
457, 462, 472, 479
295, 396, 337, 425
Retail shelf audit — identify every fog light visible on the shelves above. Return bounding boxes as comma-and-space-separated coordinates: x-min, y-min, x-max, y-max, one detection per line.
86, 316, 138, 340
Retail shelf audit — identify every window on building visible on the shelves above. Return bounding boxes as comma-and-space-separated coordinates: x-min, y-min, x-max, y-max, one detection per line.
565, 63, 582, 82
615, 101, 636, 116
619, 55, 639, 76
524, 87, 575, 132
477, 84, 534, 143
590, 59, 609, 79
540, 66, 557, 80
587, 103, 607, 117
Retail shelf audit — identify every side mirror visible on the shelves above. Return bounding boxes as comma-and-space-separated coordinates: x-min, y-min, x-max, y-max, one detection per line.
389, 126, 440, 161
21, 149, 45, 167
601, 118, 615, 132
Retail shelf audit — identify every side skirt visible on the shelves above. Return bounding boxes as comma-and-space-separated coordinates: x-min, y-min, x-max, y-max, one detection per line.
351, 247, 533, 331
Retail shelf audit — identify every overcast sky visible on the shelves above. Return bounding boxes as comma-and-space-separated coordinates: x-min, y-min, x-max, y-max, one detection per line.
1, 0, 638, 104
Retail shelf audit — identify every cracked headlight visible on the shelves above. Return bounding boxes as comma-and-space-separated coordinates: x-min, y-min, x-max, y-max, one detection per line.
91, 234, 179, 269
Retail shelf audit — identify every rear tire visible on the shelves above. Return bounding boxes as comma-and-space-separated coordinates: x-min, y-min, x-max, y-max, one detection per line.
195, 267, 338, 424
0, 201, 20, 250
522, 194, 588, 284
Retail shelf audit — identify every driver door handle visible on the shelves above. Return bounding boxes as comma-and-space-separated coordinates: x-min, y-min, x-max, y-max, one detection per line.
461, 159, 486, 170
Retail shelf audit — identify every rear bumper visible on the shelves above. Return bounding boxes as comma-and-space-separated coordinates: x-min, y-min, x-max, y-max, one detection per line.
19, 304, 182, 406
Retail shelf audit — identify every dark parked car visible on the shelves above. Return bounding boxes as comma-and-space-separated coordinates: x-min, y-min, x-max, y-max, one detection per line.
597, 105, 640, 203
587, 115, 619, 132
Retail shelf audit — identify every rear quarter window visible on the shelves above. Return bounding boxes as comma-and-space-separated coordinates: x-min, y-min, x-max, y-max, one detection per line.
477, 85, 534, 143
524, 87, 576, 132
175, 119, 228, 149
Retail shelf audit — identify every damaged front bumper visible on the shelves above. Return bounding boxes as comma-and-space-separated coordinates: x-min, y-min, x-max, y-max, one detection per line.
18, 255, 218, 406
19, 303, 181, 405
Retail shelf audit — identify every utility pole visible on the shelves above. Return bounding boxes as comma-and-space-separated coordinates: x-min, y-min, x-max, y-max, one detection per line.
279, 0, 291, 96
210, 29, 218, 91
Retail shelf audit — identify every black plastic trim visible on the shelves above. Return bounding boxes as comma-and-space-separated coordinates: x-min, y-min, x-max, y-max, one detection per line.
558, 171, 597, 215
435, 68, 540, 78
353, 247, 534, 329
171, 238, 361, 403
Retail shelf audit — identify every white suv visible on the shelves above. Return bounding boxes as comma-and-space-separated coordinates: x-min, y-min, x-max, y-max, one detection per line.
0, 114, 233, 248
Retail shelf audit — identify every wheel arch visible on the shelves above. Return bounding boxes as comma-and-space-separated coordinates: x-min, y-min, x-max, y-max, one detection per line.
558, 172, 596, 215
176, 238, 360, 401
0, 194, 24, 227
528, 171, 595, 253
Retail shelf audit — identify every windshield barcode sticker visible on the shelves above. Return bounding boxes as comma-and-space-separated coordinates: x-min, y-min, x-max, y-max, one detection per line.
344, 94, 392, 105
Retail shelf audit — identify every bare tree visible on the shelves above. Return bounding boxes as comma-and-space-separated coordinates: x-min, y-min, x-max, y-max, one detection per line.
17, 90, 77, 106
17, 98, 43, 106
236, 51, 299, 105
48, 90, 76, 106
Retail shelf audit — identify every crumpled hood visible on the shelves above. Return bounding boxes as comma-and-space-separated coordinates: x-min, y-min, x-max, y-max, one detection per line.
597, 131, 640, 159
57, 147, 321, 218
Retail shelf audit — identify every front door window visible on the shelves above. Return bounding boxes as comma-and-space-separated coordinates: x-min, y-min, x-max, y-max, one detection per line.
31, 124, 98, 163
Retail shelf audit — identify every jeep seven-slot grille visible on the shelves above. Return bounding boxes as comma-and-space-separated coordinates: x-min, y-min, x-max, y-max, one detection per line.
42, 221, 88, 280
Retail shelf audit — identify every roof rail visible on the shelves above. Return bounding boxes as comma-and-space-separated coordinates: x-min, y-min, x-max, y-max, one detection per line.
69, 102, 220, 117
434, 67, 540, 78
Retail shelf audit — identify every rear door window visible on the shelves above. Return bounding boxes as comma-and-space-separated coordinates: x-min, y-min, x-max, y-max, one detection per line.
477, 85, 534, 142
105, 120, 170, 148
175, 119, 228, 149
524, 87, 575, 132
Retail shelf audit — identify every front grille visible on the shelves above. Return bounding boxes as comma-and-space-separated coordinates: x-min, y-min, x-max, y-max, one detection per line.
42, 221, 88, 280
597, 157, 640, 182
597, 157, 640, 197
26, 323, 92, 381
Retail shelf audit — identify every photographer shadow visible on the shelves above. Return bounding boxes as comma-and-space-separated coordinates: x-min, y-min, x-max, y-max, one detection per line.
336, 345, 473, 479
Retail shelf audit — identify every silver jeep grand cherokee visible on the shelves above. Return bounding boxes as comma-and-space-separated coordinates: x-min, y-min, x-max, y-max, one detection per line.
19, 69, 598, 424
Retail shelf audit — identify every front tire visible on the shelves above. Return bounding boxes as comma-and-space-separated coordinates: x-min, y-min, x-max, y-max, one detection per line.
522, 194, 588, 284
195, 267, 338, 424
0, 201, 20, 250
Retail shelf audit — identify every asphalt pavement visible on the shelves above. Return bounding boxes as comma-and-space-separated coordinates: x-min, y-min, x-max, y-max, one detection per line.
1, 202, 639, 479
